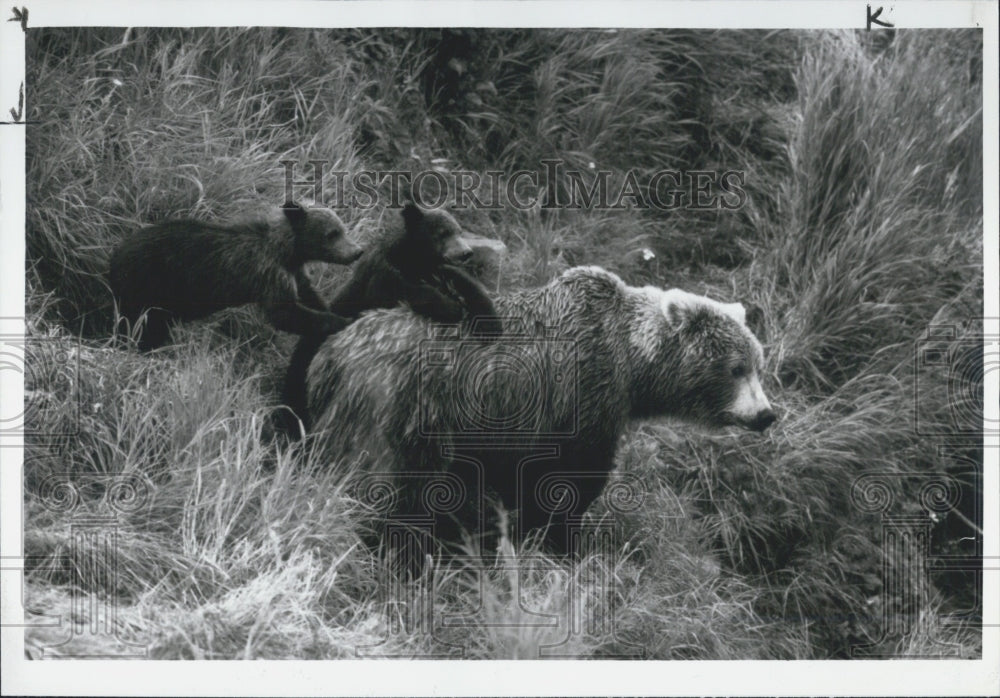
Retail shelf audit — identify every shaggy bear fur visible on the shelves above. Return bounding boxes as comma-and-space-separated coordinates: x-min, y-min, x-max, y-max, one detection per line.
108, 202, 362, 350
303, 266, 776, 556
279, 203, 499, 436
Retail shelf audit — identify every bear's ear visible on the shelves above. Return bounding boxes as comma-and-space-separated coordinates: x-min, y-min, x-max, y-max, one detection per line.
401, 202, 424, 233
720, 302, 746, 325
744, 303, 765, 340
282, 201, 306, 226
659, 289, 697, 327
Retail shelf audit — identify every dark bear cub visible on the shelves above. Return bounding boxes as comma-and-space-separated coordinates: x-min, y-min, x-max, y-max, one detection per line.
330, 203, 499, 326
279, 202, 500, 437
109, 202, 362, 350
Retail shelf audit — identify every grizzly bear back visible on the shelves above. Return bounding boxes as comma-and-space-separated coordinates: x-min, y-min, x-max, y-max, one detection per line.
109, 221, 278, 320
305, 268, 638, 545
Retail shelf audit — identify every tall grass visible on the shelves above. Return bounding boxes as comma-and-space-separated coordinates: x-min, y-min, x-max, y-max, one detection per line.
761, 30, 982, 390
27, 28, 371, 335
23, 28, 982, 658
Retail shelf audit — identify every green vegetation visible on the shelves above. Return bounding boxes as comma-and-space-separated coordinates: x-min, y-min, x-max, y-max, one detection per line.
23, 28, 982, 658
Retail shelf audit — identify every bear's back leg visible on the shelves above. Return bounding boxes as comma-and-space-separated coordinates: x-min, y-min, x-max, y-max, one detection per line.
136, 308, 173, 351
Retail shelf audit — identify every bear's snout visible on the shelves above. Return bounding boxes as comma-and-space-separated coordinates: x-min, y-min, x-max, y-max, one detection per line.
332, 238, 363, 264
748, 408, 777, 432
444, 237, 474, 262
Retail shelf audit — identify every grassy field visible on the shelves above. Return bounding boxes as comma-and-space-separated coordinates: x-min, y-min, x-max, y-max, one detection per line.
22, 28, 983, 659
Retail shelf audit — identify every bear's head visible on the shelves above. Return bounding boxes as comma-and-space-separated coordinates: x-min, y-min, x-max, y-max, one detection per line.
631, 286, 776, 432
400, 203, 473, 266
283, 201, 363, 265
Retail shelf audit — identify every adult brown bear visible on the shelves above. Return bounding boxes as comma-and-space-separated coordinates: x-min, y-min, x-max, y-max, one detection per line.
305, 266, 776, 554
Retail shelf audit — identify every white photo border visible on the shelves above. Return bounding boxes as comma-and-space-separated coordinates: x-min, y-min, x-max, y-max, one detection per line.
2, 2, 997, 696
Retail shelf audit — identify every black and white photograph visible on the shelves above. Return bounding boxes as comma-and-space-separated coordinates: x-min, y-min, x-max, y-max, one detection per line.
1, 1, 997, 695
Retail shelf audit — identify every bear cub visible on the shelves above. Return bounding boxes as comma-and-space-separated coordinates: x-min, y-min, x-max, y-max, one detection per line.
108, 201, 362, 350
279, 202, 500, 436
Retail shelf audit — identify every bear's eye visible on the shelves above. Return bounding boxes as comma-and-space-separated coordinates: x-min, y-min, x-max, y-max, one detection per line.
731, 364, 746, 379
